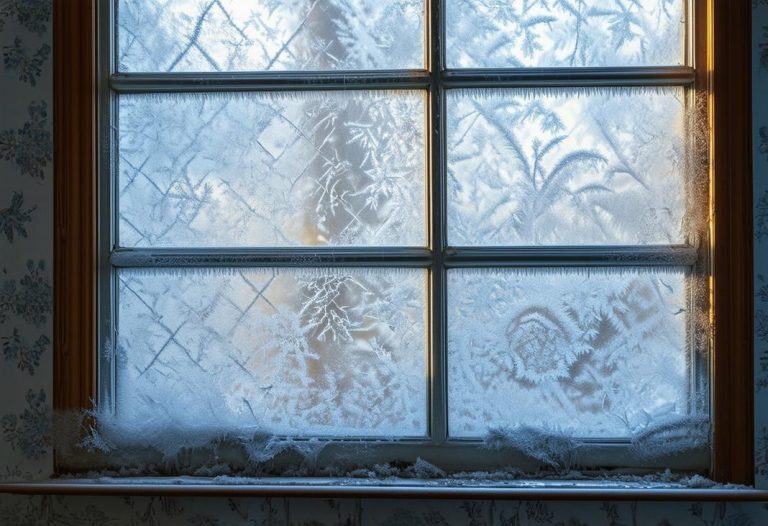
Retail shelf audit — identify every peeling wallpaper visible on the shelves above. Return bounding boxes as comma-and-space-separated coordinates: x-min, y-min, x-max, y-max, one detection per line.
1, 1, 768, 524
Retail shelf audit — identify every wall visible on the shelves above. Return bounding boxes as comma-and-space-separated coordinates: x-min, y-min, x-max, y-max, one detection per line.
754, 0, 768, 490
1, 1, 768, 523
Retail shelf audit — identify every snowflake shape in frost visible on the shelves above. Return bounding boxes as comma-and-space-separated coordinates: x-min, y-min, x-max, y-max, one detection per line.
505, 307, 588, 384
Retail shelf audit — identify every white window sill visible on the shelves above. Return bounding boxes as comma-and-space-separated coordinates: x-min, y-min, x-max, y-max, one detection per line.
1, 477, 767, 501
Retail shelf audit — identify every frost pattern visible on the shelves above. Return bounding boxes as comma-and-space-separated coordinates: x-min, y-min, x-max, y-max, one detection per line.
119, 91, 426, 247
116, 268, 427, 437
485, 426, 577, 471
117, 0, 425, 72
447, 88, 689, 246
446, 0, 684, 68
447, 268, 699, 438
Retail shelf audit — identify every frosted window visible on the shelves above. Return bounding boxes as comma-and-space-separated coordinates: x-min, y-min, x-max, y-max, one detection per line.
116, 268, 428, 437
447, 88, 688, 246
446, 0, 684, 68
118, 91, 427, 247
118, 0, 425, 72
448, 268, 693, 438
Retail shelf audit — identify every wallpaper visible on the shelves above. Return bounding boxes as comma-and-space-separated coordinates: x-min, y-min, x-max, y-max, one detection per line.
0, 0, 53, 483
1, 1, 768, 524
755, 0, 768, 490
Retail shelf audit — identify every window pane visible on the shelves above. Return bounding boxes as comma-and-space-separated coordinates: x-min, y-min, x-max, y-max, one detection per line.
447, 267, 697, 438
116, 268, 428, 437
446, 0, 685, 68
119, 91, 427, 247
118, 0, 425, 72
447, 87, 689, 246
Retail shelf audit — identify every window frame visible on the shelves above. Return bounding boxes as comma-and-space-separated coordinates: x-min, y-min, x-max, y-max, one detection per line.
53, 0, 754, 484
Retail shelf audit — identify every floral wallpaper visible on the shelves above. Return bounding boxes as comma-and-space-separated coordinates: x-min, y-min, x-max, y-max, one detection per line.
1, 1, 768, 524
0, 0, 52, 485
756, 0, 768, 491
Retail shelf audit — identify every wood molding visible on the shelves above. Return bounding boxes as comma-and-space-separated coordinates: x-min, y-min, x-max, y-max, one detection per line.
53, 0, 97, 420
710, 0, 754, 484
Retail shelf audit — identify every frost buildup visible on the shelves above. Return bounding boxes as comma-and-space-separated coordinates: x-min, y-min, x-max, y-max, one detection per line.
115, 268, 428, 438
446, 0, 685, 68
630, 415, 710, 460
118, 0, 425, 72
485, 426, 578, 472
448, 268, 694, 439
118, 91, 426, 248
447, 88, 690, 246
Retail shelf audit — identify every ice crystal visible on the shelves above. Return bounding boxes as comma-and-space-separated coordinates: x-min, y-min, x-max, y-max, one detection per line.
447, 88, 691, 246
118, 91, 425, 247
118, 0, 424, 72
630, 415, 710, 460
485, 426, 577, 472
447, 0, 684, 68
115, 268, 427, 438
448, 268, 698, 438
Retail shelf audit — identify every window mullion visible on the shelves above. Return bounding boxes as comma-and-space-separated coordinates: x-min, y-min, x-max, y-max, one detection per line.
429, 0, 448, 444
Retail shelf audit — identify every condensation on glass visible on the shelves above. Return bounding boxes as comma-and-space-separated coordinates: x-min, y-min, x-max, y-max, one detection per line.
447, 267, 694, 438
117, 0, 426, 72
446, 0, 685, 68
447, 87, 689, 246
116, 268, 428, 437
118, 91, 427, 247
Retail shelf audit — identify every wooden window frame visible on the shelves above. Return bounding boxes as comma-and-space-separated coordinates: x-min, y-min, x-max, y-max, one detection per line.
52, 0, 754, 485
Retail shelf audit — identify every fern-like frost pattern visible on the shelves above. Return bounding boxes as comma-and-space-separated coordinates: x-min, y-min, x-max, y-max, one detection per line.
119, 91, 426, 247
447, 268, 697, 438
116, 268, 427, 437
447, 88, 688, 246
118, 0, 425, 72
447, 0, 684, 68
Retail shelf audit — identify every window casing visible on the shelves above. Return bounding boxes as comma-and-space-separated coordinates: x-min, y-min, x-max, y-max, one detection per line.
46, 0, 752, 478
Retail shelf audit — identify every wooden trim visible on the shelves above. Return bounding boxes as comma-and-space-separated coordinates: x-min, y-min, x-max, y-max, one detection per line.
710, 0, 754, 485
2, 480, 768, 501
53, 0, 97, 441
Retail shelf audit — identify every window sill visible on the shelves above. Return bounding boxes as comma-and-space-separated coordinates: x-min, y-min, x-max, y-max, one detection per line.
2, 477, 768, 501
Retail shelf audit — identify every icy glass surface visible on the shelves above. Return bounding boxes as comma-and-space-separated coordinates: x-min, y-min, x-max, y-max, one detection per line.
446, 0, 684, 68
447, 268, 692, 438
116, 268, 428, 437
117, 0, 425, 72
447, 88, 688, 246
118, 91, 426, 247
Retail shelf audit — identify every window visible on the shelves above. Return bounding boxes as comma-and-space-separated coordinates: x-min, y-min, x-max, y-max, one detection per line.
54, 0, 755, 483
